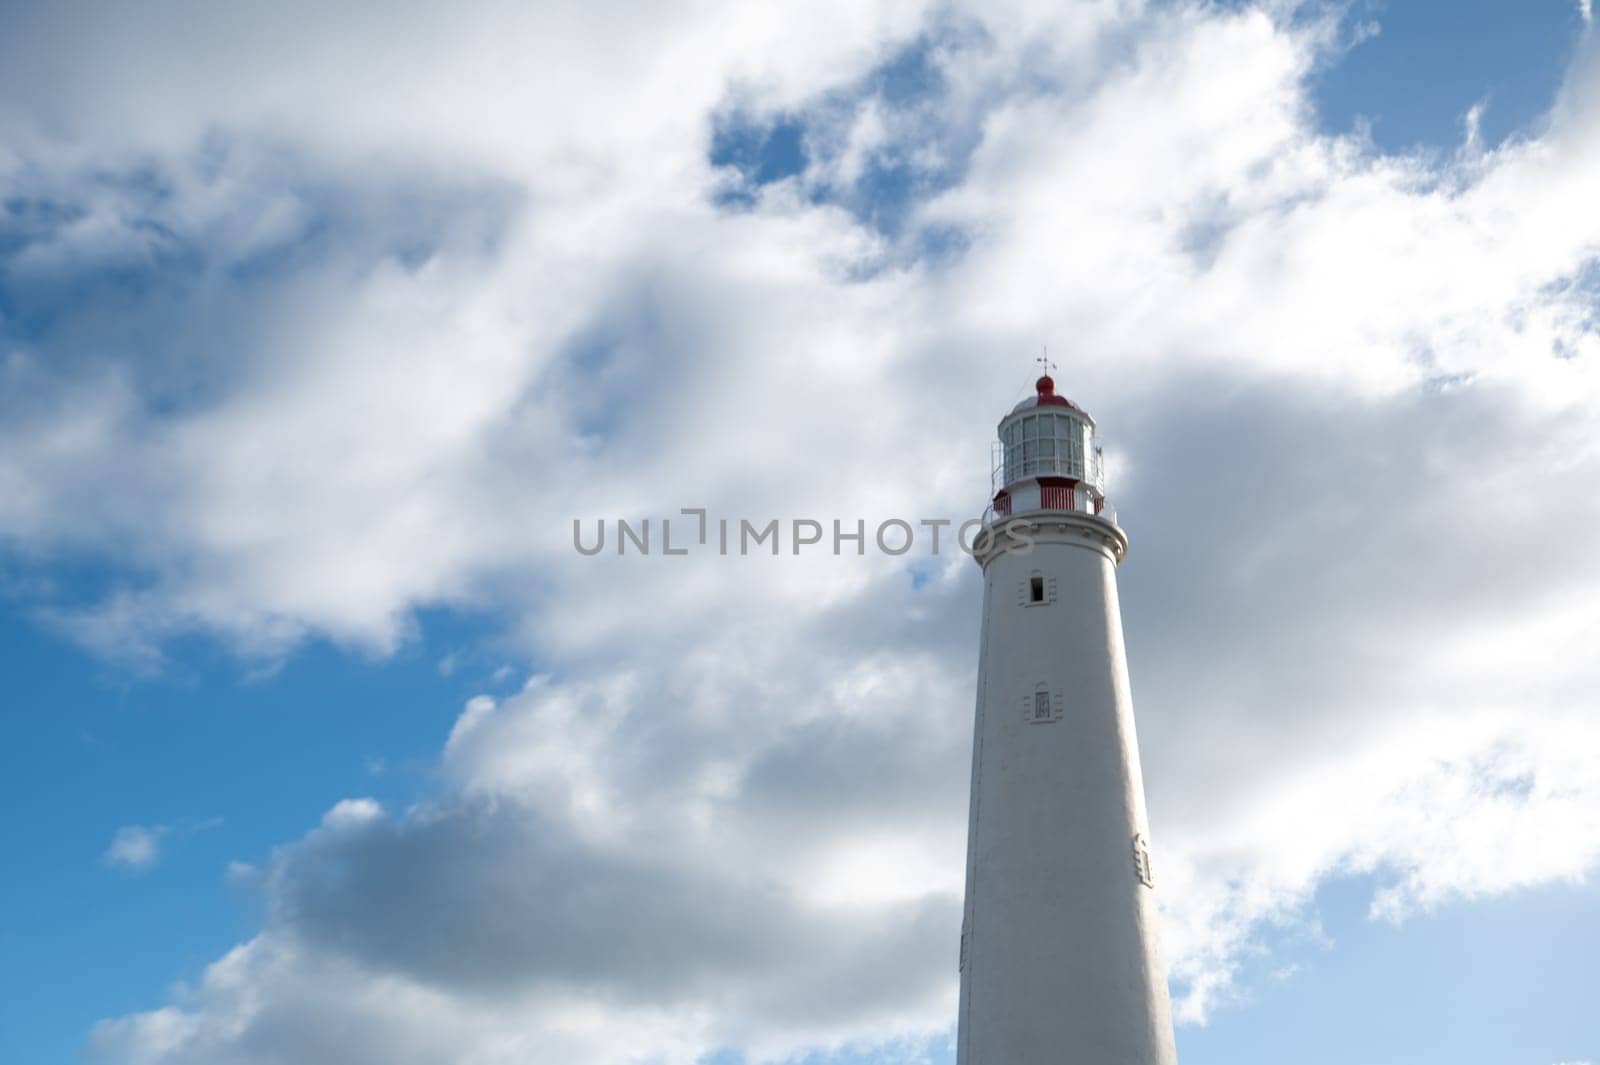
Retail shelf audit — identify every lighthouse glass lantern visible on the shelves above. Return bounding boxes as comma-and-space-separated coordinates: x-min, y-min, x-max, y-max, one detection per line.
992, 374, 1106, 518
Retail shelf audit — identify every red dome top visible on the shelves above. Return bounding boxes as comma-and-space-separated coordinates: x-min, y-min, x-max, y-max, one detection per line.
1035, 374, 1070, 407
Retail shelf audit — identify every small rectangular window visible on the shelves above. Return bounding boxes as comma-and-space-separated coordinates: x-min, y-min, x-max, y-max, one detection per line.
1030, 576, 1044, 602
1033, 690, 1051, 720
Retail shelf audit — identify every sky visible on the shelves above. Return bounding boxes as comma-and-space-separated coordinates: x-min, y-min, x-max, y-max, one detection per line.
1, 1, 1598, 1063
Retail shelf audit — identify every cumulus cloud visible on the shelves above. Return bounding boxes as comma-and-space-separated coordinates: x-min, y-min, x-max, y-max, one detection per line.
0, 0, 1595, 1062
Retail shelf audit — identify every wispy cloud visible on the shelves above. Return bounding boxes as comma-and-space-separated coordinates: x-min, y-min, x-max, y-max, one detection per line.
102, 818, 223, 872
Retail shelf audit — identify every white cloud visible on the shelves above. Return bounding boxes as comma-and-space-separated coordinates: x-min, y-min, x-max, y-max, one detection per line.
319, 799, 384, 829
225, 861, 259, 884
103, 818, 225, 872
104, 825, 167, 871
0, 1, 1595, 1063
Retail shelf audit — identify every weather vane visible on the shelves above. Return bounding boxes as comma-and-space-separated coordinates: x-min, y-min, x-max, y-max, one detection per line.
1037, 347, 1056, 376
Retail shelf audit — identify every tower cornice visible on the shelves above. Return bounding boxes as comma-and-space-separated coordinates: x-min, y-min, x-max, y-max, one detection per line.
972, 510, 1129, 569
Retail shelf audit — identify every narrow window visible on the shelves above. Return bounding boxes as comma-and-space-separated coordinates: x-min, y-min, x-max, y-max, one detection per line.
1033, 690, 1052, 721
1133, 834, 1155, 888
1029, 576, 1045, 603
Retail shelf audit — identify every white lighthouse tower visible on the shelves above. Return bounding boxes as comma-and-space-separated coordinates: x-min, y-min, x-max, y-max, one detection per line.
957, 370, 1178, 1064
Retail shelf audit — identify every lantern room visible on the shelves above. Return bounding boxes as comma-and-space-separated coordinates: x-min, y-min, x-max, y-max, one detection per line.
989, 374, 1109, 519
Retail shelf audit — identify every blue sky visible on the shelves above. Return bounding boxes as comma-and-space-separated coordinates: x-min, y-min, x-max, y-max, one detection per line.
0, 607, 502, 1062
3, 2, 1600, 1064
1312, 0, 1584, 151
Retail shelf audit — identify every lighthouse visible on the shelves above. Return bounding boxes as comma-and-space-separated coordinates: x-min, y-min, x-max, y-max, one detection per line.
957, 371, 1178, 1064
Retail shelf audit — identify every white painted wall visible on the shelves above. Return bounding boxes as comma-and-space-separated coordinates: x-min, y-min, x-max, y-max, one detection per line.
957, 511, 1178, 1065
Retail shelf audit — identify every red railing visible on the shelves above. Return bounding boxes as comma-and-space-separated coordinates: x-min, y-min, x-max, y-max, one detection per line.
1040, 483, 1075, 510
